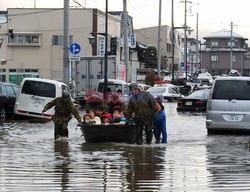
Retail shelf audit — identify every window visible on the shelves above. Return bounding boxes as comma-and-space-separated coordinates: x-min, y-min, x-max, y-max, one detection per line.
212, 80, 250, 100
211, 41, 218, 47
169, 87, 178, 94
211, 54, 219, 62
228, 41, 235, 47
52, 35, 73, 46
9, 69, 40, 84
8, 34, 41, 46
233, 55, 236, 62
21, 81, 56, 98
0, 75, 6, 82
97, 83, 123, 93
12, 85, 19, 95
4, 85, 15, 96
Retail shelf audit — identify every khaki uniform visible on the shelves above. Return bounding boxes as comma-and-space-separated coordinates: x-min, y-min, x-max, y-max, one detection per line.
43, 97, 82, 139
127, 91, 158, 144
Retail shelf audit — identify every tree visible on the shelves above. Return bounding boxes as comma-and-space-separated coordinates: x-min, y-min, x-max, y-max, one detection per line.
145, 46, 157, 68
145, 70, 160, 86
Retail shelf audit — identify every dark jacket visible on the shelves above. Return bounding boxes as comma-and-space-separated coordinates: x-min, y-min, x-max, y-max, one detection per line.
127, 91, 158, 120
43, 97, 82, 123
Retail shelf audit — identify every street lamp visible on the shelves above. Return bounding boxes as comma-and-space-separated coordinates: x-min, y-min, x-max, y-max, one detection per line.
88, 35, 95, 46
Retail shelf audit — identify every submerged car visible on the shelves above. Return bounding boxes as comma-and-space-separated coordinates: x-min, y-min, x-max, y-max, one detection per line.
148, 85, 183, 102
0, 82, 19, 119
177, 88, 210, 112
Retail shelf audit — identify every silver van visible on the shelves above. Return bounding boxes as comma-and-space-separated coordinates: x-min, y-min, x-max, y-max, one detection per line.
206, 76, 250, 133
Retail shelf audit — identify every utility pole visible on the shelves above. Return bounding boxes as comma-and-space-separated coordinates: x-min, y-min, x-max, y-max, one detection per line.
171, 0, 175, 83
123, 0, 129, 82
184, 0, 188, 80
230, 21, 234, 70
63, 0, 70, 86
196, 12, 199, 72
157, 0, 162, 77
104, 0, 108, 100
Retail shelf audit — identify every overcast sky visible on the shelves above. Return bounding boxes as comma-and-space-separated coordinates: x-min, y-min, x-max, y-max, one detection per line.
1, 0, 250, 41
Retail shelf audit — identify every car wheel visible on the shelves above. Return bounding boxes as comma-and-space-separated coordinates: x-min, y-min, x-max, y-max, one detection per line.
0, 106, 7, 119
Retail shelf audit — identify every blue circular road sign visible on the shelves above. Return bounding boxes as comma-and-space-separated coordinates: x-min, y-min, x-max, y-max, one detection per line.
70, 43, 81, 54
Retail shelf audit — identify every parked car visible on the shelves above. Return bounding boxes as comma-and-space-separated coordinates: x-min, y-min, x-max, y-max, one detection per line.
14, 78, 68, 119
197, 72, 213, 85
177, 88, 210, 112
147, 85, 183, 102
138, 83, 151, 91
206, 76, 250, 134
0, 82, 19, 119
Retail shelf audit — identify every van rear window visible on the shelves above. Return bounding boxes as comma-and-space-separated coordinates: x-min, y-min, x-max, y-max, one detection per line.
21, 81, 56, 98
213, 80, 250, 100
97, 83, 123, 93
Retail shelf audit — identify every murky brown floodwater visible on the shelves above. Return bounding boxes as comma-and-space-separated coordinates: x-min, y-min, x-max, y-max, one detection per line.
1, 103, 250, 191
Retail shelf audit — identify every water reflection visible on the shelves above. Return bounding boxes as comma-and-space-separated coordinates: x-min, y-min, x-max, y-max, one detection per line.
54, 140, 70, 192
206, 135, 250, 191
125, 146, 166, 191
81, 144, 166, 191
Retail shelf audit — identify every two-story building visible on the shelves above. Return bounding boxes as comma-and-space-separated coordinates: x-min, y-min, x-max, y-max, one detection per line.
0, 8, 121, 84
200, 29, 248, 75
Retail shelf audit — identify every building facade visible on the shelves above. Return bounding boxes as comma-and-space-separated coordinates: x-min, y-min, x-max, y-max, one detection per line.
0, 8, 121, 84
200, 29, 249, 75
134, 25, 182, 72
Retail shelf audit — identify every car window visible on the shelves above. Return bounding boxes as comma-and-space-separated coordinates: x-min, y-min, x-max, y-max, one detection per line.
21, 80, 56, 98
2, 85, 7, 95
98, 83, 123, 93
213, 80, 250, 100
12, 85, 19, 95
148, 87, 166, 93
188, 89, 209, 98
169, 87, 178, 94
4, 85, 15, 96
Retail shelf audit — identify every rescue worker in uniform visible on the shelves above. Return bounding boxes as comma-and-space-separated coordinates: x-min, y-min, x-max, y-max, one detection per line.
42, 90, 82, 140
127, 83, 158, 145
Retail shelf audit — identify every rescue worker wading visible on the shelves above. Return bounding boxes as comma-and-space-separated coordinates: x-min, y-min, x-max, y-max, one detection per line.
127, 83, 158, 145
42, 90, 82, 140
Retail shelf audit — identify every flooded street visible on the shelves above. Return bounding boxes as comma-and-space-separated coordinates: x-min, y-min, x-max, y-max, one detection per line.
1, 102, 250, 191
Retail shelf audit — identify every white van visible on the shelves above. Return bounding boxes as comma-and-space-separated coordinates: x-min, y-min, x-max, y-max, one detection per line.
14, 78, 68, 119
206, 76, 250, 133
96, 79, 129, 102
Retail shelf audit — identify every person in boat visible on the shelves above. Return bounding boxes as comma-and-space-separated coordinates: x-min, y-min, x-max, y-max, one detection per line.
83, 113, 92, 124
112, 106, 126, 124
95, 106, 106, 117
86, 109, 101, 125
154, 95, 167, 144
42, 90, 82, 140
95, 105, 112, 120
101, 113, 112, 125
127, 83, 158, 145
